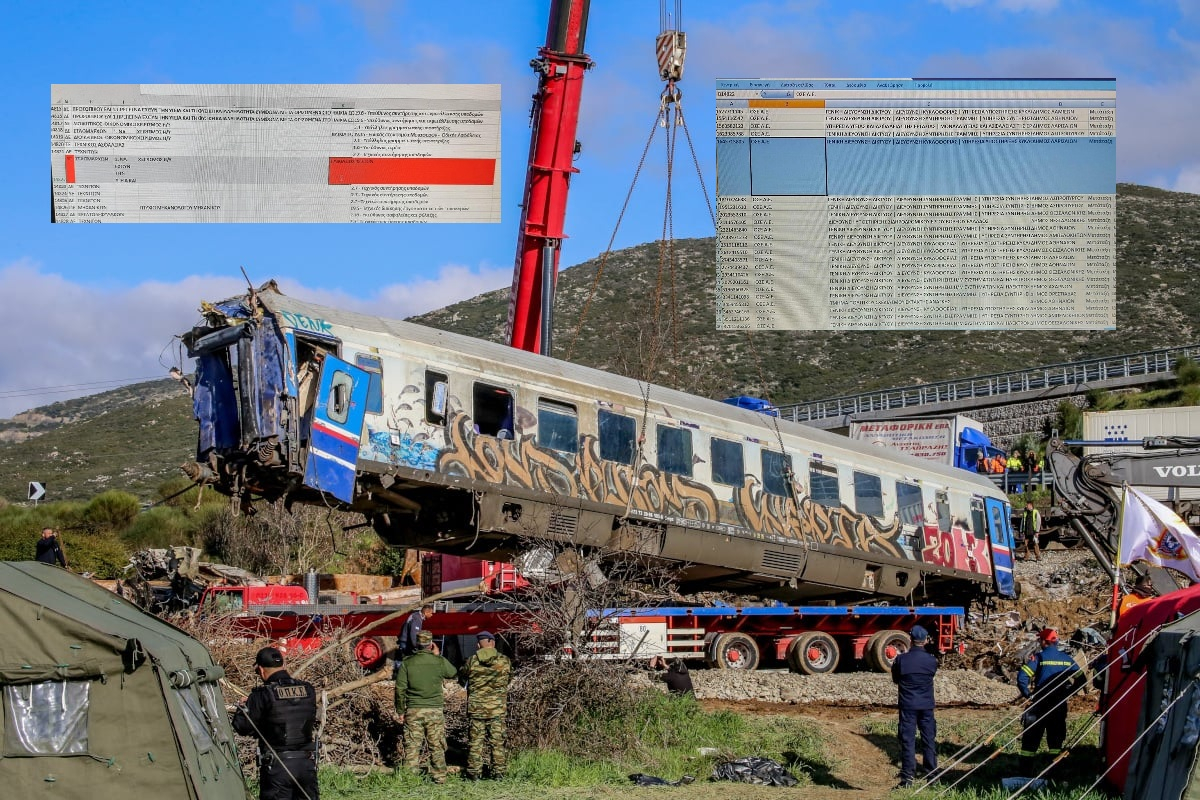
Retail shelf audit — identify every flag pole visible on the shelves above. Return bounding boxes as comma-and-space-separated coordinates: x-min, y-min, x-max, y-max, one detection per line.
1111, 482, 1128, 628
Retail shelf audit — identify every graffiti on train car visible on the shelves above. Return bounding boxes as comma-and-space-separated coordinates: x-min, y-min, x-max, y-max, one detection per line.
922, 525, 992, 575
357, 401, 988, 572
730, 479, 906, 559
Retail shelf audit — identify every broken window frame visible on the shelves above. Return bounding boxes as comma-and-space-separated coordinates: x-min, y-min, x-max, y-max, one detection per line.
424, 370, 449, 425
896, 481, 924, 528
472, 382, 514, 438
354, 353, 383, 415
809, 461, 841, 509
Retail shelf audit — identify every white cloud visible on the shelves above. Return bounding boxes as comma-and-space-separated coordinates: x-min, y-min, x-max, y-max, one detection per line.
1172, 162, 1200, 194
0, 258, 511, 419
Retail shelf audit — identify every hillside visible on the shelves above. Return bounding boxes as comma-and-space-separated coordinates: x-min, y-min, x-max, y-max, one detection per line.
1, 183, 1197, 503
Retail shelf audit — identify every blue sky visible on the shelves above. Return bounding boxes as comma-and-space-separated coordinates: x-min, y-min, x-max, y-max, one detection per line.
2, 0, 1199, 417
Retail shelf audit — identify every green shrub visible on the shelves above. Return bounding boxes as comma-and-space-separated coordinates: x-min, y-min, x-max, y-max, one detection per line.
82, 490, 140, 533
121, 506, 197, 549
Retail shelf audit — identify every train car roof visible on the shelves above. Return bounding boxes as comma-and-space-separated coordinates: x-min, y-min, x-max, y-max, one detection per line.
243, 286, 1002, 495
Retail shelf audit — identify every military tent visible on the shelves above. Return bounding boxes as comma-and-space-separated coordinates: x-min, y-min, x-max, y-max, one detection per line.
1121, 603, 1200, 800
0, 561, 245, 799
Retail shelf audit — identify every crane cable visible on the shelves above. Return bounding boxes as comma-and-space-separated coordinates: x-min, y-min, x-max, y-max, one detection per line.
565, 21, 715, 389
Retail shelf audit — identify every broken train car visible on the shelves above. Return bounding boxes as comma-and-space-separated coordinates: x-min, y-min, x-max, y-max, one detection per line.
181, 284, 1017, 606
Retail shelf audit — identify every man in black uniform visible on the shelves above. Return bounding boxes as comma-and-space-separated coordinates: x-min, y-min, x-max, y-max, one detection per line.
35, 527, 67, 567
232, 647, 320, 800
891, 625, 938, 788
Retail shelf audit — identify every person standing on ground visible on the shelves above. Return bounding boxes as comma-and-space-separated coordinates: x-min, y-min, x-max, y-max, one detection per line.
1021, 502, 1042, 561
891, 625, 938, 788
395, 630, 457, 784
1018, 628, 1083, 774
35, 527, 67, 568
231, 647, 319, 800
459, 631, 512, 780
399, 604, 434, 660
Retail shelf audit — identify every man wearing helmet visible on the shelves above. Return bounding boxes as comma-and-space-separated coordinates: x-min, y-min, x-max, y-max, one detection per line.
1017, 628, 1083, 773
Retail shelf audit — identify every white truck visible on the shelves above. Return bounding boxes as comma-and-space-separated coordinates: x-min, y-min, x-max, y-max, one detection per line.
1083, 406, 1200, 503
849, 415, 1003, 473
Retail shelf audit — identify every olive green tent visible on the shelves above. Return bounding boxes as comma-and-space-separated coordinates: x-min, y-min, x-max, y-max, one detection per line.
0, 561, 245, 799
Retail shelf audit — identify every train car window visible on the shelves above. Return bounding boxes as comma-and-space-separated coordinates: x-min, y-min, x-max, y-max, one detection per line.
809, 462, 840, 508
710, 438, 745, 486
327, 370, 354, 424
473, 382, 514, 438
853, 471, 885, 520
598, 410, 637, 465
353, 354, 383, 414
971, 498, 987, 540
896, 481, 924, 527
762, 450, 793, 497
424, 370, 449, 424
656, 425, 693, 477
936, 491, 952, 531
537, 399, 579, 454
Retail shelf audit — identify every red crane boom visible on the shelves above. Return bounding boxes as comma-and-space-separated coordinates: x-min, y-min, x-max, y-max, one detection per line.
505, 0, 592, 354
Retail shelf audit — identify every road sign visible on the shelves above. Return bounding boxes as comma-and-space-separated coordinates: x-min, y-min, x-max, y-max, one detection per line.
28, 482, 45, 502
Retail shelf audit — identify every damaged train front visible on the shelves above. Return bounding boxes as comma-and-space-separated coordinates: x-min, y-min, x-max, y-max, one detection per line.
179, 290, 299, 507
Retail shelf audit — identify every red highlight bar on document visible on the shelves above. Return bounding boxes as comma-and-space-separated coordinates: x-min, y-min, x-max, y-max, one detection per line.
327, 157, 496, 186
65, 154, 76, 183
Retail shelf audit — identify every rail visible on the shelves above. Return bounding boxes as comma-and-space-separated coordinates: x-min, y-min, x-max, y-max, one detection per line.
776, 344, 1200, 424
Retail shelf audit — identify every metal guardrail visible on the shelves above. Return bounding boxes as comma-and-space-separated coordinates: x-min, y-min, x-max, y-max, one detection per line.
777, 344, 1200, 424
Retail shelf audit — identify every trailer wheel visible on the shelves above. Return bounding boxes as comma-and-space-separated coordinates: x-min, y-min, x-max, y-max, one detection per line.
352, 635, 395, 672
865, 630, 910, 672
708, 632, 760, 671
787, 631, 840, 675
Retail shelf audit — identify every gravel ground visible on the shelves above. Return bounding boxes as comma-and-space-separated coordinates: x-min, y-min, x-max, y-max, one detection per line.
633, 668, 1019, 706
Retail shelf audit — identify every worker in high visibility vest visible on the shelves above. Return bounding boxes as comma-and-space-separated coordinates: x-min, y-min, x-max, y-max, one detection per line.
1118, 574, 1157, 616
1017, 628, 1083, 773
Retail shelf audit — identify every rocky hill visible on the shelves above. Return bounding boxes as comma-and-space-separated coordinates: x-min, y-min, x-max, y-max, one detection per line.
1, 183, 1197, 502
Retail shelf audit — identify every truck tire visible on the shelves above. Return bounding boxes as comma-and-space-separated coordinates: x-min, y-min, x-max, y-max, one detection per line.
787, 631, 840, 675
707, 632, 760, 671
865, 630, 910, 672
352, 635, 397, 672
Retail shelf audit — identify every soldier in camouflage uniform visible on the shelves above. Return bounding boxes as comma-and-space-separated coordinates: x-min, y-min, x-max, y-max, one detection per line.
394, 630, 457, 783
459, 631, 512, 780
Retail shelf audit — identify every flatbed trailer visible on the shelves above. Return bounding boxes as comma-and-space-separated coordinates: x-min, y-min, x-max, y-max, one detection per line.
576, 604, 964, 673
210, 588, 962, 675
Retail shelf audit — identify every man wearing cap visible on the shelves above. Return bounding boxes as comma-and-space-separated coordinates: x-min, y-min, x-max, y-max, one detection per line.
231, 647, 319, 800
459, 631, 513, 780
891, 625, 938, 788
395, 630, 457, 783
1018, 628, 1083, 772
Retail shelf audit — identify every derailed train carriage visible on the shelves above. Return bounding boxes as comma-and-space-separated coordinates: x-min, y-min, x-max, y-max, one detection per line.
181, 284, 1017, 606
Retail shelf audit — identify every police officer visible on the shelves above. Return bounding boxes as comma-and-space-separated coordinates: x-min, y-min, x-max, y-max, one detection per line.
459, 631, 512, 780
231, 646, 319, 800
1018, 628, 1083, 773
891, 625, 938, 788
395, 630, 457, 784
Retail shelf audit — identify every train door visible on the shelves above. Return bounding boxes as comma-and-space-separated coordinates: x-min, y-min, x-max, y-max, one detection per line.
984, 497, 1016, 597
303, 354, 370, 503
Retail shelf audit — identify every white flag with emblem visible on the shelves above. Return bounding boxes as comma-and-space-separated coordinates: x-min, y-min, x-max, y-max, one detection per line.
1120, 485, 1200, 583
